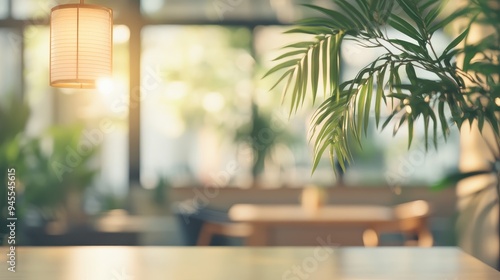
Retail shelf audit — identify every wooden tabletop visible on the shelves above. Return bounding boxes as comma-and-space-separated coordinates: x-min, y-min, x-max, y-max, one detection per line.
227, 203, 432, 246
229, 204, 399, 225
1, 247, 498, 279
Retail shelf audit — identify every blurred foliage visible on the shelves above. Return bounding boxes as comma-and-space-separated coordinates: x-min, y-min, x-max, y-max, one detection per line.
155, 26, 253, 128
21, 124, 99, 215
235, 102, 297, 179
0, 96, 100, 226
152, 176, 171, 206
432, 169, 495, 191
0, 97, 30, 235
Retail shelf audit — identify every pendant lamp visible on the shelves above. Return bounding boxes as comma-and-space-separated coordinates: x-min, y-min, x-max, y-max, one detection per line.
50, 0, 113, 89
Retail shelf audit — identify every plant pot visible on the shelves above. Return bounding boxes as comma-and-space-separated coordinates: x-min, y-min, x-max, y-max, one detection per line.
62, 189, 88, 228
301, 185, 327, 214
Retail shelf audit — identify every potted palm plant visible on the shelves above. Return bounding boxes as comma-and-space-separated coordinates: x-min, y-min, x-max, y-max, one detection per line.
265, 0, 498, 266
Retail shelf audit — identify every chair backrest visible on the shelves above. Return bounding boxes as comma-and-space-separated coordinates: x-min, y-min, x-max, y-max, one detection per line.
172, 200, 231, 245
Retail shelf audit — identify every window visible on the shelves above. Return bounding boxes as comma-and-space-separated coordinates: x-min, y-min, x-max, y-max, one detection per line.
22, 25, 130, 201
0, 0, 7, 19
2, 1, 461, 191
141, 25, 255, 188
12, 0, 49, 20
0, 28, 22, 101
141, 0, 301, 22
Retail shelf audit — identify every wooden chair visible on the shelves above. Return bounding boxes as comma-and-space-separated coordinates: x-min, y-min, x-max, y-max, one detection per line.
363, 200, 433, 247
172, 200, 253, 246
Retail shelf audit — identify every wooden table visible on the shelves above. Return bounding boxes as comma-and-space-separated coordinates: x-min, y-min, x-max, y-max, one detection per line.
1, 247, 498, 279
228, 204, 432, 246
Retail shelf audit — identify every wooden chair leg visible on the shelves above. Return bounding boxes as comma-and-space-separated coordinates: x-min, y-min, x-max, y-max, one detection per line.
417, 222, 433, 247
197, 223, 216, 246
197, 222, 253, 246
363, 228, 379, 247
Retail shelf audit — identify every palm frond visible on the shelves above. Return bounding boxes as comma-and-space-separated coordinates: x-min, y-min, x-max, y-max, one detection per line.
265, 0, 499, 172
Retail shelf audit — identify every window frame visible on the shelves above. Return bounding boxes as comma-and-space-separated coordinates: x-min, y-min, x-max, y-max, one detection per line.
0, 0, 460, 189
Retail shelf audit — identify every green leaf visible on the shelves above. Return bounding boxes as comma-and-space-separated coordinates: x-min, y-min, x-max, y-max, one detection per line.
387, 93, 409, 101
431, 170, 493, 191
395, 0, 426, 34
335, 0, 369, 28
392, 66, 404, 95
313, 117, 341, 149
302, 4, 358, 29
280, 71, 294, 104
484, 108, 500, 136
311, 138, 331, 174
462, 46, 477, 71
438, 100, 449, 140
284, 26, 333, 35
375, 66, 387, 127
407, 114, 414, 149
301, 54, 309, 106
334, 144, 346, 172
311, 45, 320, 103
373, 1, 391, 24
443, 26, 470, 55
468, 62, 500, 75
330, 35, 340, 98
419, 0, 440, 11
428, 108, 439, 148
284, 42, 315, 49
295, 17, 339, 29
272, 50, 307, 61
289, 70, 299, 115
322, 38, 329, 97
477, 110, 484, 131
405, 63, 418, 85
393, 115, 407, 135
355, 0, 371, 17
429, 7, 474, 33
269, 69, 294, 91
293, 62, 303, 113
424, 3, 442, 26
263, 59, 299, 79
357, 82, 368, 138
423, 111, 430, 150
388, 39, 427, 57
363, 77, 374, 135
382, 110, 399, 130
389, 14, 423, 43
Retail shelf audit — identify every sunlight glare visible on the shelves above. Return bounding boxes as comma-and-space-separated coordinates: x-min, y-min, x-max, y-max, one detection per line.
96, 77, 115, 95
114, 25, 130, 44
203, 92, 225, 113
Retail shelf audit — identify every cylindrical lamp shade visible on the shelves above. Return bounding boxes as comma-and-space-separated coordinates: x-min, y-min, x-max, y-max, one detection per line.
50, 4, 113, 88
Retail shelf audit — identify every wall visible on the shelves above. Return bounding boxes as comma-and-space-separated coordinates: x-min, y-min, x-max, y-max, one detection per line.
457, 123, 499, 268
